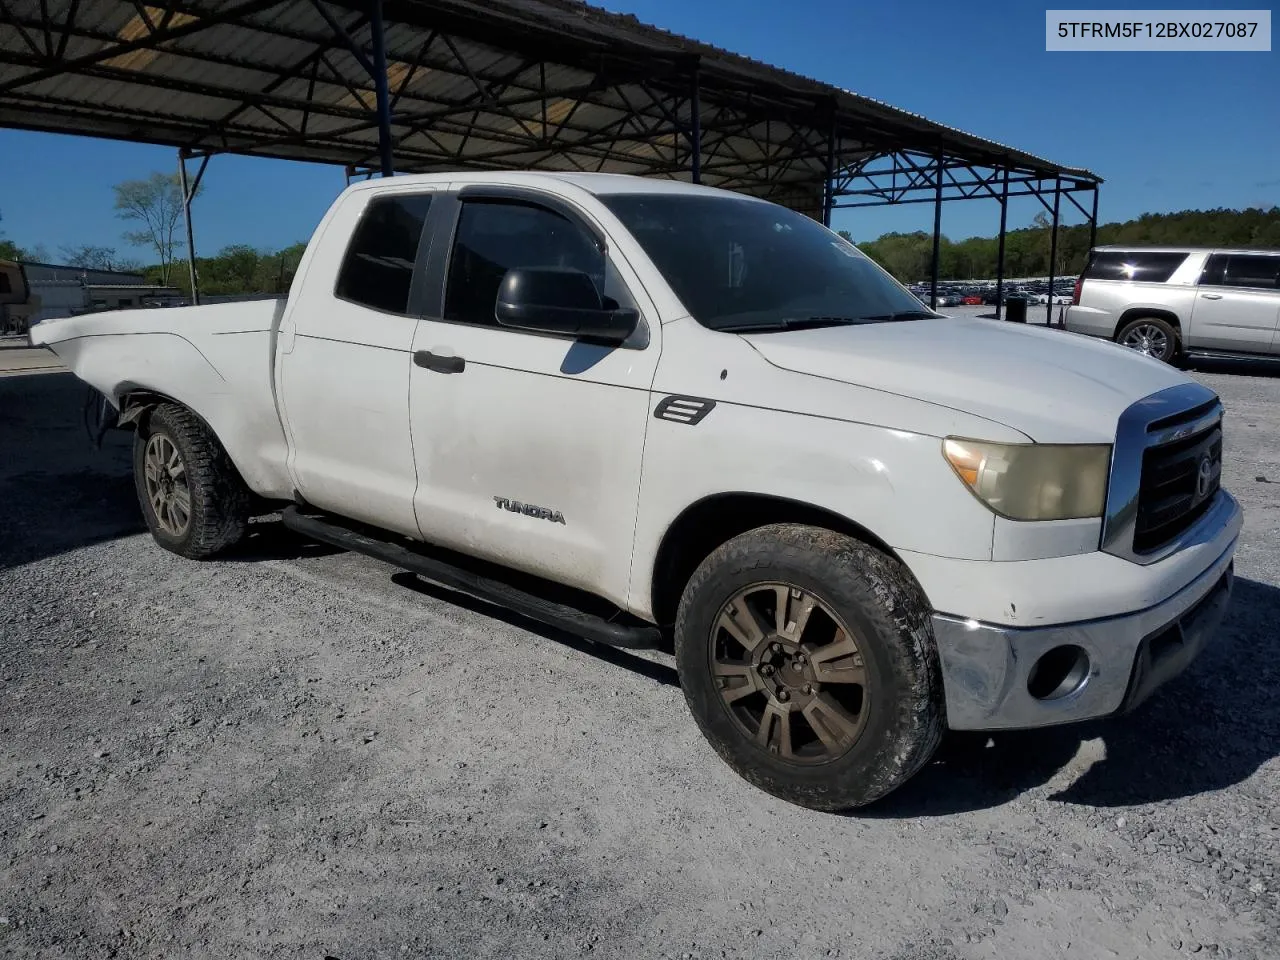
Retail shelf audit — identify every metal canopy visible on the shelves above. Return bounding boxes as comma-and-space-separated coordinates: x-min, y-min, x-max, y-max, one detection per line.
0, 0, 1101, 317
0, 1, 1099, 203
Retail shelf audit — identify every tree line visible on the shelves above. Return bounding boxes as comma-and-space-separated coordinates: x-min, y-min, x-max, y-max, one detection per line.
5, 170, 1279, 292
842, 206, 1280, 282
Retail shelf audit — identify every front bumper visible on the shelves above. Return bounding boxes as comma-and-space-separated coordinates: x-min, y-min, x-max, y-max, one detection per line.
933, 534, 1237, 731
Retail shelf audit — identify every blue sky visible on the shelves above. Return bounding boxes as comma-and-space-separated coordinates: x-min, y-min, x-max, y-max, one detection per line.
0, 0, 1275, 259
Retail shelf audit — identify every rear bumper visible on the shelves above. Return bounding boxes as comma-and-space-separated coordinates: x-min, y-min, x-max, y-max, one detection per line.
933, 535, 1236, 731
1064, 305, 1115, 338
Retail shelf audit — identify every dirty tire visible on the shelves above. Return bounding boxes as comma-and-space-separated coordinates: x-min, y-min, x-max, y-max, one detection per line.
133, 403, 250, 559
1116, 315, 1180, 364
675, 524, 944, 811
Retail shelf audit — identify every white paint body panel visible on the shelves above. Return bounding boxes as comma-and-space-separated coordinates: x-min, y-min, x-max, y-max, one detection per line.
29, 300, 293, 498
30, 172, 1240, 649
271, 182, 445, 538
743, 317, 1188, 444
407, 181, 663, 606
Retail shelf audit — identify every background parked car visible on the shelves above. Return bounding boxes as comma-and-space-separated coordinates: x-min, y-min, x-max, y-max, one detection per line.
1065, 245, 1280, 363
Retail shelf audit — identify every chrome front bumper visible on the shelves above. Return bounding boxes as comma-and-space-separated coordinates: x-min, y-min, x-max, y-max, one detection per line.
933, 536, 1237, 731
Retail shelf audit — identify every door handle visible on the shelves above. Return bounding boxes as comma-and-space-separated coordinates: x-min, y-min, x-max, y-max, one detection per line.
1202, 293, 1223, 300
414, 350, 465, 373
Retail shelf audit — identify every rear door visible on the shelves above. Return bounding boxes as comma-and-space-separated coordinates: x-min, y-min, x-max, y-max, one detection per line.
406, 185, 660, 605
1191, 252, 1280, 354
275, 185, 442, 538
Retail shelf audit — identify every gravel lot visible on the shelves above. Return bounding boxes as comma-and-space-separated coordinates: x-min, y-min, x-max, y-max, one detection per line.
1, 356, 1277, 960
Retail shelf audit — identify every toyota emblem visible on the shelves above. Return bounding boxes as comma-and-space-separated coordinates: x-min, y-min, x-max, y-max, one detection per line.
1196, 456, 1215, 499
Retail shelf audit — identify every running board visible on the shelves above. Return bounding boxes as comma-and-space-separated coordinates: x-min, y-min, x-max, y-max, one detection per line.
1185, 349, 1280, 364
280, 506, 661, 650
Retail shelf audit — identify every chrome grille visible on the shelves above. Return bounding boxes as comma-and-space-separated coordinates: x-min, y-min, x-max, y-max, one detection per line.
1134, 421, 1222, 553
1101, 383, 1224, 565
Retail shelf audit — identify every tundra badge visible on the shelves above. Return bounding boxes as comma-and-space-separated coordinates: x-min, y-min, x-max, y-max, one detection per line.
494, 497, 566, 524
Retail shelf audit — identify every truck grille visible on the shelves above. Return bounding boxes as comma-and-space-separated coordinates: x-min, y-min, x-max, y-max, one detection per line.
1134, 402, 1222, 554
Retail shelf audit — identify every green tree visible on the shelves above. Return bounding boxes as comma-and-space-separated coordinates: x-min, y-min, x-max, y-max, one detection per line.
200, 244, 262, 295
0, 210, 20, 261
113, 172, 191, 285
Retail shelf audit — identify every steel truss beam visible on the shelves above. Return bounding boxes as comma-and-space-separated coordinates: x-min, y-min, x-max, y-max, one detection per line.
0, 0, 1099, 244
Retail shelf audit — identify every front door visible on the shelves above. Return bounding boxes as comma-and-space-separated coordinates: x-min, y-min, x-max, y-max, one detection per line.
276, 186, 440, 538
1189, 252, 1280, 353
407, 187, 660, 606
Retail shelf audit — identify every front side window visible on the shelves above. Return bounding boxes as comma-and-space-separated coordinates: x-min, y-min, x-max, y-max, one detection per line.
1202, 254, 1280, 291
444, 198, 623, 327
335, 193, 433, 315
1083, 251, 1188, 283
599, 193, 933, 332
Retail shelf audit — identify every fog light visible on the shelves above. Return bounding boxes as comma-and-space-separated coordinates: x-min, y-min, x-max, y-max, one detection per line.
1027, 645, 1090, 700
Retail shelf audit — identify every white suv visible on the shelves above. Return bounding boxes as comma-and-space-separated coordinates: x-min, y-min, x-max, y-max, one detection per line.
1066, 246, 1280, 363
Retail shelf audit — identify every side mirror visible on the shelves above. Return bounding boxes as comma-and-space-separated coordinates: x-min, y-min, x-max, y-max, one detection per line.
495, 267, 639, 343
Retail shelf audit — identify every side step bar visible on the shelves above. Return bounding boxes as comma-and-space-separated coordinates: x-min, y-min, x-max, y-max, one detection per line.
1184, 349, 1280, 364
281, 506, 661, 650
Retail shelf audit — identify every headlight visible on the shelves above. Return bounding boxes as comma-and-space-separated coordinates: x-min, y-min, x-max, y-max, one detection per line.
942, 438, 1111, 521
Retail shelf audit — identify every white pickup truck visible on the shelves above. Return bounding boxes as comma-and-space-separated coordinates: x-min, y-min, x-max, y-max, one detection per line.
32, 172, 1241, 810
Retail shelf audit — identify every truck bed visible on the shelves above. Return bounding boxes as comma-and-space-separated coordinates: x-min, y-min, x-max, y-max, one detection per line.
29, 300, 294, 498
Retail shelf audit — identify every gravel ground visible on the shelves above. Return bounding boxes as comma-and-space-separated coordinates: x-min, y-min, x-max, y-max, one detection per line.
1, 363, 1277, 960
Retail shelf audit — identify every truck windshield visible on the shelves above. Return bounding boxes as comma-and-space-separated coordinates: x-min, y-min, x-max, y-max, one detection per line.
599, 193, 938, 332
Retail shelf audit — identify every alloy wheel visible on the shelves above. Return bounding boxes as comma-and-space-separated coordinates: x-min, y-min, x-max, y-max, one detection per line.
709, 582, 871, 765
143, 433, 192, 537
1121, 323, 1170, 359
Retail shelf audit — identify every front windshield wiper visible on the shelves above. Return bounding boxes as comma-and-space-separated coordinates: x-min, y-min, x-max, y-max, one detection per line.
721, 315, 864, 333
724, 311, 936, 332
856, 310, 938, 321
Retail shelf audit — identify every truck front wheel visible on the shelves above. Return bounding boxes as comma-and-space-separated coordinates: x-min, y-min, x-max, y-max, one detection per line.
675, 524, 944, 810
133, 403, 250, 559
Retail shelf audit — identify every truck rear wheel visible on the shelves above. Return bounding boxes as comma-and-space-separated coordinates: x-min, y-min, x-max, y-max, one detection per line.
133, 403, 249, 559
674, 524, 944, 810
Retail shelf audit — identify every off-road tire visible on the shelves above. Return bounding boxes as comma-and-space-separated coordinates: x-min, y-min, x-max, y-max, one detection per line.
1116, 315, 1180, 364
133, 403, 250, 559
675, 524, 944, 811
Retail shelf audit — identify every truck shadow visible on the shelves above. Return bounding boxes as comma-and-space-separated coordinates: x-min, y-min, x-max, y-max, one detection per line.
0, 371, 142, 570
1185, 357, 1280, 379
223, 516, 345, 562
0, 467, 145, 571
868, 576, 1280, 817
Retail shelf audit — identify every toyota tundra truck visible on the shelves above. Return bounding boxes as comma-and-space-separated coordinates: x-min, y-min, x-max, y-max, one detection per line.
30, 172, 1242, 810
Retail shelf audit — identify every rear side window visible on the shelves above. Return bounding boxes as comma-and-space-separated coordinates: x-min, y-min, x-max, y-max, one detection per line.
1083, 251, 1188, 283
0, 273, 10, 295
1201, 253, 1280, 291
335, 193, 433, 314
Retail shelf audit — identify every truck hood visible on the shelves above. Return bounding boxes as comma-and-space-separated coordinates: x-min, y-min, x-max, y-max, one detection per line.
742, 316, 1190, 443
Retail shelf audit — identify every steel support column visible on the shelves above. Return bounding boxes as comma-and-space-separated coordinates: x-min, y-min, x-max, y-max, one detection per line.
1046, 177, 1061, 325
929, 155, 943, 310
995, 167, 1009, 320
822, 115, 837, 227
369, 0, 394, 177
177, 149, 209, 306
1089, 185, 1099, 251
688, 62, 701, 184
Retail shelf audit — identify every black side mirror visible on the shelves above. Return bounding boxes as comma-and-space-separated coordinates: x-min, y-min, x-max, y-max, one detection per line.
495, 267, 639, 342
